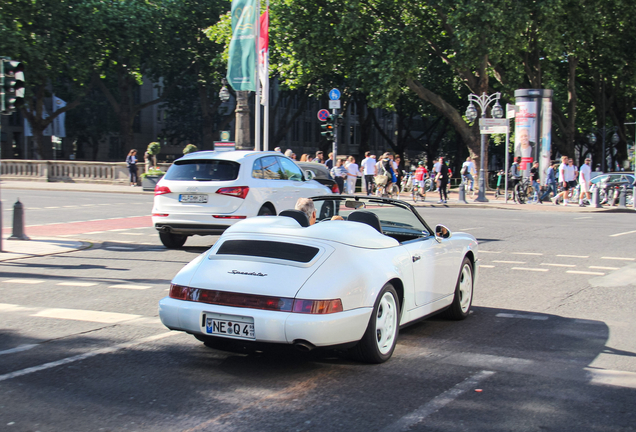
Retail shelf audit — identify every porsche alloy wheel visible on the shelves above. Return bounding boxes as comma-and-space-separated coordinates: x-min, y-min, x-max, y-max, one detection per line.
350, 283, 400, 363
443, 257, 473, 320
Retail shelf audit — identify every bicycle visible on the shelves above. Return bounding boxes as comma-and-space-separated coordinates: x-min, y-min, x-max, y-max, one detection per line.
411, 180, 428, 202
514, 177, 534, 204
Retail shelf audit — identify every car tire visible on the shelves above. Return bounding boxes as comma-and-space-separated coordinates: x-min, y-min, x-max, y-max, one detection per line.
159, 231, 187, 249
194, 334, 233, 350
349, 283, 400, 363
442, 257, 473, 320
257, 205, 275, 216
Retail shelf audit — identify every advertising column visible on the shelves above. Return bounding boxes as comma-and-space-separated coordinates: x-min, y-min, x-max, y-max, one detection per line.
514, 89, 553, 183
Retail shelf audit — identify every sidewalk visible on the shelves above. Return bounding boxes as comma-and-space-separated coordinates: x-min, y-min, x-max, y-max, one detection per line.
0, 237, 90, 262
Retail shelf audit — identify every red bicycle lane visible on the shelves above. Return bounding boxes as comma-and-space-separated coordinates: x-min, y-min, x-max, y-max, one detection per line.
2, 216, 153, 236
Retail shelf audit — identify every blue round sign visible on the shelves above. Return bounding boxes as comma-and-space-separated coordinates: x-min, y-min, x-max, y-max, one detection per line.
317, 109, 330, 121
329, 89, 341, 101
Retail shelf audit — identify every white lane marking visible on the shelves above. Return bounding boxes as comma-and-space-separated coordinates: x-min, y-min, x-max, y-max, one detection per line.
601, 257, 635, 261
56, 282, 98, 287
511, 252, 543, 256
511, 267, 549, 272
0, 344, 38, 356
2, 279, 44, 284
557, 254, 589, 258
610, 229, 636, 237
459, 227, 483, 231
0, 303, 34, 312
380, 370, 495, 432
589, 266, 619, 270
119, 233, 144, 236
0, 332, 176, 383
84, 231, 107, 234
496, 313, 548, 320
108, 284, 152, 290
111, 240, 135, 244
109, 229, 129, 232
574, 216, 593, 220
493, 260, 526, 264
480, 265, 495, 268
106, 246, 136, 250
479, 251, 501, 254
33, 308, 141, 323
44, 206, 60, 209
541, 263, 576, 268
567, 270, 605, 276
63, 205, 78, 208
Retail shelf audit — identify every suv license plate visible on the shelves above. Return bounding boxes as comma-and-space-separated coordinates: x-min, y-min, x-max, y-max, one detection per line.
202, 313, 255, 340
179, 194, 208, 203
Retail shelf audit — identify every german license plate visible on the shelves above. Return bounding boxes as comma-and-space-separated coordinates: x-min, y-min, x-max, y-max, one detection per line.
179, 194, 208, 203
201, 312, 255, 340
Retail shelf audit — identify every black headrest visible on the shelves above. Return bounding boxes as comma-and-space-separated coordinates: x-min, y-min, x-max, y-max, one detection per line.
279, 209, 310, 227
348, 210, 382, 234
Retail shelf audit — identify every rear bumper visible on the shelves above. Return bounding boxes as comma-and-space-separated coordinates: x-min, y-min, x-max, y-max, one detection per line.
152, 213, 242, 235
155, 222, 229, 235
158, 297, 372, 347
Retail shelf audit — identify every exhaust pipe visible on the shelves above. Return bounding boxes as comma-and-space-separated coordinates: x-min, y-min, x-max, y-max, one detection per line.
293, 340, 315, 352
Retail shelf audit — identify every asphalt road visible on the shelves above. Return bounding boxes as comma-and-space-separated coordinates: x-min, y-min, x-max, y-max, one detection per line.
1, 189, 635, 431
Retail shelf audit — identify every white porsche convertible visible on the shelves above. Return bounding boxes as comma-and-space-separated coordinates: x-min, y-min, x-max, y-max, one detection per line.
159, 196, 479, 363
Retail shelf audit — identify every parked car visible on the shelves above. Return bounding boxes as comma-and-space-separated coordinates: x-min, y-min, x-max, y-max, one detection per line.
158, 195, 478, 363
296, 161, 340, 194
152, 151, 331, 248
590, 172, 634, 189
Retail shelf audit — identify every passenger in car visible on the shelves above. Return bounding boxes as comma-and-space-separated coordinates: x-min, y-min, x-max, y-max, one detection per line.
295, 198, 317, 225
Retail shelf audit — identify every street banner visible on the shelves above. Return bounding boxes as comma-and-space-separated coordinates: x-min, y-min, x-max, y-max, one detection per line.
514, 101, 537, 170
227, 0, 257, 91
258, 9, 269, 105
53, 95, 67, 137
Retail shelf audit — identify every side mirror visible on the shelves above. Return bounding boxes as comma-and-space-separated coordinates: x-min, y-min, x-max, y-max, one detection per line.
304, 169, 316, 181
435, 224, 452, 241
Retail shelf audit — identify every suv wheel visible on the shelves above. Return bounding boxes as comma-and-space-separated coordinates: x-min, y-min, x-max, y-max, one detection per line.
159, 231, 187, 249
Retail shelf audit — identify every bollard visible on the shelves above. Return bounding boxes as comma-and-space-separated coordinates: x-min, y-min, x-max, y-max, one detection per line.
618, 186, 627, 208
8, 199, 30, 241
458, 183, 468, 204
591, 187, 602, 208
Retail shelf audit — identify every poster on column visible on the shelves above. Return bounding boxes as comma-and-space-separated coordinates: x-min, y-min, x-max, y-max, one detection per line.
514, 101, 537, 170
540, 97, 552, 180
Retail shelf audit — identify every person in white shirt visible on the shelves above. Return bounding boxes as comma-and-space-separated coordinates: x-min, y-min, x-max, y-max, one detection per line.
460, 157, 476, 191
345, 156, 361, 194
578, 158, 592, 206
554, 155, 570, 206
360, 152, 377, 195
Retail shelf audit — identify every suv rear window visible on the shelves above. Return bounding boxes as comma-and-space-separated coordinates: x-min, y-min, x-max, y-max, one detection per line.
164, 160, 240, 181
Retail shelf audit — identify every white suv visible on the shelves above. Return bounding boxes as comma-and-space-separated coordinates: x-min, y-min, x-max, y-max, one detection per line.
152, 150, 331, 248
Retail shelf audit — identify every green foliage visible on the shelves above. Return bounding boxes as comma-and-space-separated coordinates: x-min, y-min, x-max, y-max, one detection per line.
183, 144, 199, 154
147, 142, 161, 156
140, 167, 166, 179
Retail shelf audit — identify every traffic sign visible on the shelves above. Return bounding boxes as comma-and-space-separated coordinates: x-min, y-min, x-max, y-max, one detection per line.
317, 109, 330, 121
329, 100, 341, 109
329, 88, 341, 100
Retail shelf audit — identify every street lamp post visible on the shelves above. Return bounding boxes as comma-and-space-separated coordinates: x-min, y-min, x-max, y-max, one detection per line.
465, 92, 503, 202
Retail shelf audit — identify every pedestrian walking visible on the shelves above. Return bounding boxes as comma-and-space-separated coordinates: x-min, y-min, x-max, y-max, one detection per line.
360, 151, 377, 195
578, 157, 592, 206
530, 161, 540, 203
554, 156, 570, 205
539, 162, 557, 203
126, 149, 139, 186
436, 160, 449, 203
345, 156, 361, 194
325, 152, 334, 170
330, 158, 348, 194
510, 157, 521, 203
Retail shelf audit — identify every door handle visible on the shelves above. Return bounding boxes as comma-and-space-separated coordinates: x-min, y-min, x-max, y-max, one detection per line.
412, 255, 421, 262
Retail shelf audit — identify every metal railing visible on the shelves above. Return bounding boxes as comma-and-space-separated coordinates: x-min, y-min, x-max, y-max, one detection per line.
0, 160, 172, 184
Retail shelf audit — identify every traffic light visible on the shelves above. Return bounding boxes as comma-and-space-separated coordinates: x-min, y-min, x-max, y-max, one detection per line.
320, 115, 335, 141
1, 59, 25, 115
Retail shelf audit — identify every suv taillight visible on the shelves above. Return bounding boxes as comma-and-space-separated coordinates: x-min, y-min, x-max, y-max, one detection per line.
216, 186, 249, 199
155, 185, 171, 196
331, 183, 340, 194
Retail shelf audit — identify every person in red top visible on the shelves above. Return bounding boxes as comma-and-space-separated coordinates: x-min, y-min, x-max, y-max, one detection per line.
414, 161, 428, 188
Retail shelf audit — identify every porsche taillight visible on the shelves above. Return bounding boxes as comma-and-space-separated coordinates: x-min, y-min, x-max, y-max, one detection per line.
155, 185, 171, 196
216, 186, 249, 199
168, 284, 343, 314
292, 299, 343, 314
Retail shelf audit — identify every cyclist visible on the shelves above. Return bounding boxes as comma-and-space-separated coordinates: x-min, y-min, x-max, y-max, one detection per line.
460, 157, 476, 191
413, 161, 428, 198
510, 156, 522, 203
